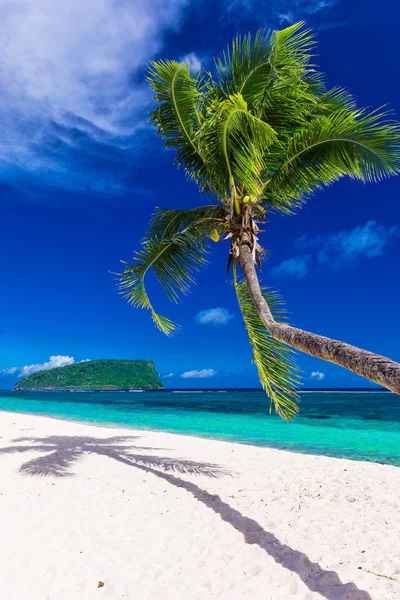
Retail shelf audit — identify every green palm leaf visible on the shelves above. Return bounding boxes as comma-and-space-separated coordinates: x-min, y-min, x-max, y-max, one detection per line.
264, 107, 400, 211
147, 205, 227, 239
315, 87, 357, 115
270, 20, 316, 73
147, 60, 208, 186
119, 206, 226, 335
215, 29, 273, 102
200, 93, 277, 200
215, 22, 316, 110
234, 272, 300, 420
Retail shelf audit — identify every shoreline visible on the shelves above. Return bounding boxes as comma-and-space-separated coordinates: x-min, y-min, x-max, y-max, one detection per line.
1, 410, 400, 599
0, 407, 398, 469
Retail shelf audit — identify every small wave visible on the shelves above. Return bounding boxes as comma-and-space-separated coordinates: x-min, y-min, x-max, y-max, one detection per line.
172, 391, 204, 394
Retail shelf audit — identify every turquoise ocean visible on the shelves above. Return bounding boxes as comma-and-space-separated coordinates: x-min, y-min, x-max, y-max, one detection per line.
0, 389, 399, 466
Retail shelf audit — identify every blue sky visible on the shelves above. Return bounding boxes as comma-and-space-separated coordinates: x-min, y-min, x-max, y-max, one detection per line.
1, 0, 399, 389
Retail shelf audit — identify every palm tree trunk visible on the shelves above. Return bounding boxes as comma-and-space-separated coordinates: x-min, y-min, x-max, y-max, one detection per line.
238, 243, 400, 394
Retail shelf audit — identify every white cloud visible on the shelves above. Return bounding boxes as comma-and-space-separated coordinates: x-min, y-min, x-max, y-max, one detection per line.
181, 52, 202, 73
272, 255, 311, 279
163, 372, 174, 378
276, 5, 338, 25
295, 221, 398, 270
0, 355, 91, 378
195, 308, 234, 325
19, 355, 75, 378
226, 0, 338, 26
311, 371, 325, 381
0, 367, 18, 376
181, 369, 217, 379
276, 11, 294, 24
318, 221, 398, 266
0, 0, 188, 183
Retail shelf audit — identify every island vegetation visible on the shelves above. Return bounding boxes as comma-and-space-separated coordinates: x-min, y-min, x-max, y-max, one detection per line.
14, 359, 164, 391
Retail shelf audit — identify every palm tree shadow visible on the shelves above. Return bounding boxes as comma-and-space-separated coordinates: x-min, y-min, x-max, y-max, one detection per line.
2, 435, 221, 478
0, 435, 372, 600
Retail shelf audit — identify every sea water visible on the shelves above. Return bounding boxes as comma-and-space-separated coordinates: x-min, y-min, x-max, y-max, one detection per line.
0, 390, 399, 466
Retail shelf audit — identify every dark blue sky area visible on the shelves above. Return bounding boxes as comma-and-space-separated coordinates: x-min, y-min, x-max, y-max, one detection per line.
1, 0, 399, 388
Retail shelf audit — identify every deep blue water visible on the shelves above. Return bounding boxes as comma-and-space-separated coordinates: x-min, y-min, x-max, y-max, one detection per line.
0, 389, 399, 466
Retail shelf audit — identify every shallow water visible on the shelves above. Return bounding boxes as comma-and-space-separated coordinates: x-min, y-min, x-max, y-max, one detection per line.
0, 389, 399, 465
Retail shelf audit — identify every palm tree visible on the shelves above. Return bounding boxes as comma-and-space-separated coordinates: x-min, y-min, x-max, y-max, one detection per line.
119, 22, 400, 419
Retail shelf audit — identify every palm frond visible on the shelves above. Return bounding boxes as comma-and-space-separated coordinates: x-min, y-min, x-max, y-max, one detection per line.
215, 22, 317, 112
147, 60, 208, 186
270, 21, 316, 74
264, 107, 400, 211
257, 23, 322, 134
215, 30, 273, 103
147, 205, 227, 239
315, 87, 357, 115
119, 206, 226, 335
200, 93, 277, 200
233, 272, 300, 420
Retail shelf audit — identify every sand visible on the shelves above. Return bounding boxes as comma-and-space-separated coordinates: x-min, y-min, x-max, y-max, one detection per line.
0, 411, 399, 600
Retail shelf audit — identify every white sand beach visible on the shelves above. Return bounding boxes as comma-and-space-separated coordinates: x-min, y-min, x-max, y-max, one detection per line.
0, 411, 399, 600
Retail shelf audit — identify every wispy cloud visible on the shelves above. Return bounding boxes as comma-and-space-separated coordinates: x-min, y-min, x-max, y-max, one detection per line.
195, 308, 234, 326
180, 369, 217, 379
163, 372, 175, 378
0, 355, 91, 378
181, 52, 202, 72
225, 0, 340, 27
310, 371, 325, 381
0, 367, 18, 376
272, 255, 311, 279
0, 0, 188, 192
276, 221, 398, 278
296, 221, 398, 270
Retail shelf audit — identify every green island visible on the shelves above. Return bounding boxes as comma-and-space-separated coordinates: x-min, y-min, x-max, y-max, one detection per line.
14, 359, 164, 391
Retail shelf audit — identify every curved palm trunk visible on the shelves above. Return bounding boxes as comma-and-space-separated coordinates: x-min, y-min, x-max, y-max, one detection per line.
238, 243, 400, 394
